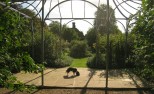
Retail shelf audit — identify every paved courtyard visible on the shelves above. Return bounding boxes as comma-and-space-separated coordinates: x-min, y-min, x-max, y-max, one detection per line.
14, 68, 152, 88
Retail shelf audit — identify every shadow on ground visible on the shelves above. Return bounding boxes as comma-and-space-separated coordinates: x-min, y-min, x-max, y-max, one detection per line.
63, 75, 77, 79
80, 68, 96, 94
99, 69, 124, 78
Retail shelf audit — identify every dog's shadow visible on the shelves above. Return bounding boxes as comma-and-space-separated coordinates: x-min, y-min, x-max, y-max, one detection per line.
63, 75, 77, 79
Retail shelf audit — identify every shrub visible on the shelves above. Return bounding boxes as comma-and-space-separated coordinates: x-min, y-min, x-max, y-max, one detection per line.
31, 32, 59, 64
47, 55, 73, 68
70, 40, 89, 58
87, 54, 106, 69
0, 7, 39, 91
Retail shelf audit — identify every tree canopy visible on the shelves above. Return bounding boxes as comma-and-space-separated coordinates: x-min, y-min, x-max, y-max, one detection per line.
49, 21, 84, 42
94, 4, 121, 35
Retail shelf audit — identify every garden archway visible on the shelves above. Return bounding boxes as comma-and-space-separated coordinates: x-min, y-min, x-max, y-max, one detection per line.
6, 0, 142, 89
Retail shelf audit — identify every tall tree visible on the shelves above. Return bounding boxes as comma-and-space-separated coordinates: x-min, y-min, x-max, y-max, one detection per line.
62, 28, 78, 42
85, 28, 96, 52
49, 21, 61, 35
94, 4, 121, 35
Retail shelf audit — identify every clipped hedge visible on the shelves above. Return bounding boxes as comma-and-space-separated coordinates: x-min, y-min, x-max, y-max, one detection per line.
46, 55, 73, 68
87, 54, 106, 69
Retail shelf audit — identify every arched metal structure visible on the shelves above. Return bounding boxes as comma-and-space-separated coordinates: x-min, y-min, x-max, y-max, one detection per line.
3, 0, 142, 88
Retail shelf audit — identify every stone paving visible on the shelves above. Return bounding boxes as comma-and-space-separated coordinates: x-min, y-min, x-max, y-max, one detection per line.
14, 68, 152, 88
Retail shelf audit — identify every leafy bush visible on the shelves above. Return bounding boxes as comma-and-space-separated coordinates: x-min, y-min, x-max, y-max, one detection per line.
0, 6, 39, 91
70, 40, 89, 58
47, 55, 73, 68
127, 0, 154, 82
30, 31, 53, 63
87, 54, 106, 69
31, 31, 72, 68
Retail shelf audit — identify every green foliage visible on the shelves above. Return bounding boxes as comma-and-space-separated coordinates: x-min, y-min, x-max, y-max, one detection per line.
70, 40, 89, 58
108, 34, 126, 68
85, 4, 124, 69
87, 54, 106, 69
94, 4, 121, 35
85, 28, 96, 52
31, 31, 72, 68
49, 21, 61, 35
86, 29, 129, 69
62, 26, 84, 42
128, 0, 154, 82
0, 8, 39, 72
0, 69, 36, 92
22, 53, 40, 73
142, 0, 154, 11
0, 7, 39, 91
32, 31, 56, 63
49, 21, 84, 42
62, 28, 79, 42
86, 33, 131, 69
0, 69, 17, 88
49, 55, 72, 68
20, 8, 48, 32
93, 32, 134, 69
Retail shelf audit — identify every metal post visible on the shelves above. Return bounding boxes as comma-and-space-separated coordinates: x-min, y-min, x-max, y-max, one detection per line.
41, 0, 45, 86
106, 0, 110, 88
125, 19, 129, 60
96, 27, 98, 66
31, 20, 34, 59
95, 20, 99, 67
60, 19, 62, 61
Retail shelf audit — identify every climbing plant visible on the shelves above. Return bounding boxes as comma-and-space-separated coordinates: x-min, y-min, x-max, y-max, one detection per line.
0, 3, 40, 91
128, 0, 154, 82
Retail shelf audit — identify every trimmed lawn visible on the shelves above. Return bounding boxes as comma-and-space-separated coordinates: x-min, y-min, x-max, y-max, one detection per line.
70, 57, 88, 68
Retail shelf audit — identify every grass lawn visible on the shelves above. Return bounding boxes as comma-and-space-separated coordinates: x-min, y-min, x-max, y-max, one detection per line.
70, 57, 88, 68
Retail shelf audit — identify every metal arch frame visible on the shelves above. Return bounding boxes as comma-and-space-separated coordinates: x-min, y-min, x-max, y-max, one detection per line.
121, 0, 139, 10
64, 19, 94, 27
111, 0, 141, 19
5, 0, 142, 89
109, 0, 141, 62
113, 0, 141, 18
45, 0, 99, 20
0, 2, 31, 18
19, 1, 42, 18
116, 20, 126, 31
43, 0, 142, 88
20, 0, 36, 9
16, 0, 43, 19
44, 0, 110, 88
115, 0, 133, 15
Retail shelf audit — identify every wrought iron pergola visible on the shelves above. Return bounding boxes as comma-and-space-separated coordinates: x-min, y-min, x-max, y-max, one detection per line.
1, 0, 142, 88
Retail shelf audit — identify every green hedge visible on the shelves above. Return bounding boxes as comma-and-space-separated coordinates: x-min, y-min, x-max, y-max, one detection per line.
46, 55, 72, 68
87, 54, 106, 69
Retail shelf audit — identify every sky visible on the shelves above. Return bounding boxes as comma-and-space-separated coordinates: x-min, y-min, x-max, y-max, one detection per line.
22, 0, 142, 35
